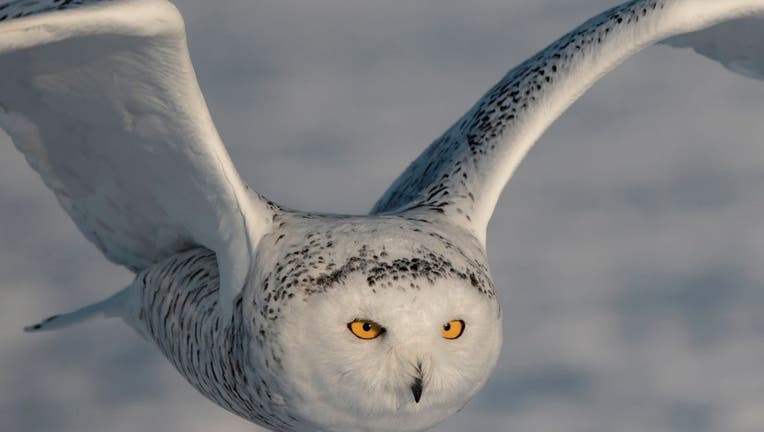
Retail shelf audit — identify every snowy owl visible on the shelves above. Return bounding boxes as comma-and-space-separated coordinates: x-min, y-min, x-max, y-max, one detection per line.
3, 0, 764, 431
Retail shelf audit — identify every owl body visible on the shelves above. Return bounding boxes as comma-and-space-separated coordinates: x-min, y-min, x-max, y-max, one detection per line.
122, 210, 502, 432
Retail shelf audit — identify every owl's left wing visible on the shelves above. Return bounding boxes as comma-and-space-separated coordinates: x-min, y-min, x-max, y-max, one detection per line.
0, 0, 275, 314
371, 0, 764, 245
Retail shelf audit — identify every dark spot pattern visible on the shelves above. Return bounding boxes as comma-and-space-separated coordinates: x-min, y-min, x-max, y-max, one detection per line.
0, 0, 112, 22
255, 213, 494, 324
130, 248, 297, 431
371, 0, 666, 230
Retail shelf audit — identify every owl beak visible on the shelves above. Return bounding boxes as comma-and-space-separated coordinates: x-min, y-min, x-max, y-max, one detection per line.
410, 362, 424, 403
411, 376, 423, 403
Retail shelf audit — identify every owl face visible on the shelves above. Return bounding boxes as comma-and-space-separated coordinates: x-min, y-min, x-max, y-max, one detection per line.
277, 258, 502, 432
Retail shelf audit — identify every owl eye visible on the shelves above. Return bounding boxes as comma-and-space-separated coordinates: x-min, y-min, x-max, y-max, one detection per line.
347, 320, 385, 340
441, 319, 465, 339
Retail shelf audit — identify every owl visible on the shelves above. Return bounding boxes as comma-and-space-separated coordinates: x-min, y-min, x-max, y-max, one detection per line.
3, 0, 763, 431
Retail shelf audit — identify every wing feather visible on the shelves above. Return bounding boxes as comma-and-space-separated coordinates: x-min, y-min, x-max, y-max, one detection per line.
664, 15, 764, 80
372, 0, 764, 245
0, 0, 274, 313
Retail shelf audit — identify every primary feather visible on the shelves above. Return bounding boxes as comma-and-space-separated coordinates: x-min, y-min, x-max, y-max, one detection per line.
665, 15, 764, 80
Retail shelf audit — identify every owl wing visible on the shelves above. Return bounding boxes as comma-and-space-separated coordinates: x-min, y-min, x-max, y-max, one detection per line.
371, 0, 764, 245
0, 0, 274, 314
664, 15, 764, 80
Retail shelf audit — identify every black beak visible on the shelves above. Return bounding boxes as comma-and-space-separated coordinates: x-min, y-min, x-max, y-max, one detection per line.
410, 362, 424, 403
411, 377, 423, 403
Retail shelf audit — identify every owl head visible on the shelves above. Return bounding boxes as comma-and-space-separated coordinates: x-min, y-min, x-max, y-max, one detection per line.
271, 219, 502, 431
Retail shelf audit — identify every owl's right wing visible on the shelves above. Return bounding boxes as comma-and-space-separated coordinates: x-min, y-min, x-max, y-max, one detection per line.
0, 0, 275, 314
371, 0, 764, 245
665, 15, 764, 80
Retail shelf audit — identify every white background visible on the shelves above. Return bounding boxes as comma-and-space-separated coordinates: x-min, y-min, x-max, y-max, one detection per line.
2, 1, 764, 431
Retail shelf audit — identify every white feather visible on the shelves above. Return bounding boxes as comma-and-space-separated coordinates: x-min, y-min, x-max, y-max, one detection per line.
664, 15, 764, 80
0, 0, 274, 317
372, 0, 764, 246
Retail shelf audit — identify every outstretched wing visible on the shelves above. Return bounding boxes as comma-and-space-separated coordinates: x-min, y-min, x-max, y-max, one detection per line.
665, 15, 764, 80
371, 0, 764, 245
0, 0, 274, 312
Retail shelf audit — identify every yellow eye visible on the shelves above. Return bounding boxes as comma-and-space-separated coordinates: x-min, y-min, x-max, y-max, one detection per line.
347, 320, 385, 340
441, 320, 465, 340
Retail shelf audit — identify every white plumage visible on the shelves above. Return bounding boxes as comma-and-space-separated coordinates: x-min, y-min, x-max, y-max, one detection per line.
665, 15, 764, 79
3, 0, 764, 431
0, 0, 273, 320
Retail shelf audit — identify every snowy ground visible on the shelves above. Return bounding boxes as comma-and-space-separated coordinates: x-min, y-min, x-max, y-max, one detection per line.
2, 1, 764, 431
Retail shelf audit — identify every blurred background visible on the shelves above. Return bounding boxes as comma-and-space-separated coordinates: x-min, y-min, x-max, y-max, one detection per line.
2, 0, 764, 431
